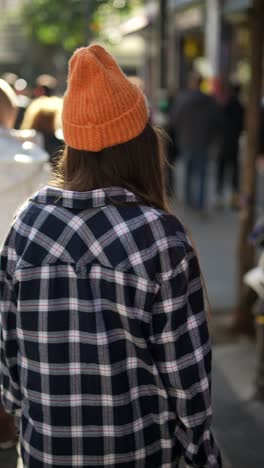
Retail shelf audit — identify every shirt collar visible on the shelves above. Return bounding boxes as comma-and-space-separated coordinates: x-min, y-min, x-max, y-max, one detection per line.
30, 186, 141, 210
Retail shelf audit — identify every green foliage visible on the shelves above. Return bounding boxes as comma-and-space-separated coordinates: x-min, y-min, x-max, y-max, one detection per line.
91, 0, 142, 41
22, 0, 97, 51
21, 0, 142, 51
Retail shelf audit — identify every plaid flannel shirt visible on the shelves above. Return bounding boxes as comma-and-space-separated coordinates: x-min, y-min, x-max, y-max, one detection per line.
0, 186, 221, 468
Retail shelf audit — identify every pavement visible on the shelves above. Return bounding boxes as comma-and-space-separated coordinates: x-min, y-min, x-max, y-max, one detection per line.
171, 160, 264, 468
1, 161, 264, 467
212, 336, 264, 468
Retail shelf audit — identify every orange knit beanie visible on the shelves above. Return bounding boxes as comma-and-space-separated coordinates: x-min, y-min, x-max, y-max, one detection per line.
62, 44, 148, 152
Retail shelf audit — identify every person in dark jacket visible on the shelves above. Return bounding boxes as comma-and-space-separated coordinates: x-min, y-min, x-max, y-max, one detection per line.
0, 78, 18, 451
0, 45, 222, 468
172, 72, 222, 212
215, 83, 244, 209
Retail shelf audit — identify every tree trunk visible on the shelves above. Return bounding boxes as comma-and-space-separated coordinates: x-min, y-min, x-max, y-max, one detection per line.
234, 0, 264, 334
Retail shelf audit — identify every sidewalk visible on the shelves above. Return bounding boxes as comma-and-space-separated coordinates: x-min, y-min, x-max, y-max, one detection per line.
170, 162, 264, 467
211, 314, 264, 468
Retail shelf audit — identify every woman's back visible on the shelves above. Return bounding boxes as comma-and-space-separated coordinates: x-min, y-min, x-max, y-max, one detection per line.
0, 44, 222, 468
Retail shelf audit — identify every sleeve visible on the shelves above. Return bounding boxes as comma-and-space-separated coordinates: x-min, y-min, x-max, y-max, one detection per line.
0, 235, 22, 417
150, 242, 222, 468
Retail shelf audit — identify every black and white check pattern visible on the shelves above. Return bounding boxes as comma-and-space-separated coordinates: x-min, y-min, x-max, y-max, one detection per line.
0, 186, 221, 467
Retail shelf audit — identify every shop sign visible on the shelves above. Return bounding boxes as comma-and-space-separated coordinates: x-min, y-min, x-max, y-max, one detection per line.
183, 37, 203, 59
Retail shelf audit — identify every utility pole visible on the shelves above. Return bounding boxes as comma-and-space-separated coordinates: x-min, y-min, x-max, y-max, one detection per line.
235, 0, 264, 333
159, 0, 167, 90
157, 0, 168, 127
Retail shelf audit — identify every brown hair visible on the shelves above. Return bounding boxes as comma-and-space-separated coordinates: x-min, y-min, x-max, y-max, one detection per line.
54, 123, 211, 317
21, 96, 62, 134
54, 124, 170, 213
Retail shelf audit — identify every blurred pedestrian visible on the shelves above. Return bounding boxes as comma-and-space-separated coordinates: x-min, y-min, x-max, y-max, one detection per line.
172, 72, 222, 213
0, 45, 222, 468
1, 72, 17, 88
0, 78, 46, 450
215, 82, 244, 209
34, 73, 58, 98
1, 72, 32, 129
21, 96, 64, 165
0, 78, 18, 449
0, 79, 49, 241
13, 77, 32, 129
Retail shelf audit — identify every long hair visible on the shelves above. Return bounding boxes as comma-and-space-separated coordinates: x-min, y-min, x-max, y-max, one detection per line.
21, 96, 62, 134
54, 124, 170, 213
53, 123, 211, 317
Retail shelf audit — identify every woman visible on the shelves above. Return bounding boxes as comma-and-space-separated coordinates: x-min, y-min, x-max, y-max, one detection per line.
0, 45, 221, 467
21, 96, 63, 165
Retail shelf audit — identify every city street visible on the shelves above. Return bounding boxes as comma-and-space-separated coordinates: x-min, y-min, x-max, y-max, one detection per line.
1, 0, 264, 467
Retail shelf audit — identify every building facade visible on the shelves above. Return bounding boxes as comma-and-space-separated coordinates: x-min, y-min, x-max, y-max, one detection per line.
166, 0, 253, 93
0, 0, 27, 73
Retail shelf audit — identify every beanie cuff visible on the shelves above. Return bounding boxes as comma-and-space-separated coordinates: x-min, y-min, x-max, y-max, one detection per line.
63, 92, 149, 152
